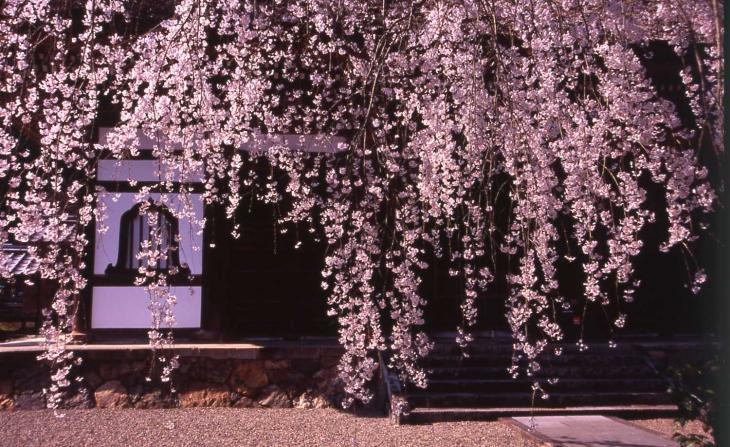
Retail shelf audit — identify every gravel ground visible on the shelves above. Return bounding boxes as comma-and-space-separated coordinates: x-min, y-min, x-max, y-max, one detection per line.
629, 418, 713, 443
0, 409, 537, 447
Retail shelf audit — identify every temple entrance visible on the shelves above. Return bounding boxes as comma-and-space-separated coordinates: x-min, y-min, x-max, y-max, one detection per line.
420, 252, 510, 335
204, 198, 512, 339
206, 200, 334, 339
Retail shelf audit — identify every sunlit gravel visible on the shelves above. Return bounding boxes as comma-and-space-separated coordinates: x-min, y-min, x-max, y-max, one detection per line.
0, 408, 537, 447
629, 418, 713, 443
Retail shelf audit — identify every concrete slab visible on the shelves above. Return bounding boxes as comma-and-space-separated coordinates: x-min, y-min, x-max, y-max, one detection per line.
510, 415, 677, 447
408, 405, 678, 423
0, 339, 343, 360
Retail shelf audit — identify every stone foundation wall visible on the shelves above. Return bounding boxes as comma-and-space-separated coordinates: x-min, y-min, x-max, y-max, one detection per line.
0, 346, 346, 411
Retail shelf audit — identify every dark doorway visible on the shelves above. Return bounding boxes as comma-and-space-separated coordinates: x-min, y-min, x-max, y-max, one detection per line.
206, 200, 335, 339
421, 251, 510, 335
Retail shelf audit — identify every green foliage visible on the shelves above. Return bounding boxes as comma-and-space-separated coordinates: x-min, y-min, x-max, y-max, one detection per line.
667, 355, 726, 447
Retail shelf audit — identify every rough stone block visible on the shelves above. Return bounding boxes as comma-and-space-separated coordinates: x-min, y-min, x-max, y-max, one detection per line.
14, 391, 45, 410
99, 362, 134, 381
134, 390, 168, 409
94, 380, 130, 408
0, 379, 14, 410
264, 360, 289, 370
231, 395, 256, 408
82, 370, 103, 390
228, 361, 268, 396
61, 390, 94, 409
293, 390, 331, 409
13, 367, 49, 392
257, 385, 292, 408
178, 382, 230, 408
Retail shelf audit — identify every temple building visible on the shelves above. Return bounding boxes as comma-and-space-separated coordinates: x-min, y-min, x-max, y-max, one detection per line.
0, 123, 716, 342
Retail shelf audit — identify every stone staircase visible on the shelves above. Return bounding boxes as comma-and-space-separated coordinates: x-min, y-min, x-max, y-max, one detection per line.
392, 337, 675, 423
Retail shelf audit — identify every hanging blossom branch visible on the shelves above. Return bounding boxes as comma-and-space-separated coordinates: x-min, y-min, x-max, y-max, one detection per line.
0, 0, 126, 412
0, 0, 723, 409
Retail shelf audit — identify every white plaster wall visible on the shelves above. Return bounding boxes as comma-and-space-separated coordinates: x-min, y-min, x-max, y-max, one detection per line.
98, 127, 347, 153
93, 192, 203, 275
91, 286, 201, 329
98, 128, 186, 151
98, 159, 203, 183
240, 133, 348, 153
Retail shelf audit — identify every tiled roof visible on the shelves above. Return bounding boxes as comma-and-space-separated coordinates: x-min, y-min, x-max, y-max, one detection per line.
0, 245, 39, 277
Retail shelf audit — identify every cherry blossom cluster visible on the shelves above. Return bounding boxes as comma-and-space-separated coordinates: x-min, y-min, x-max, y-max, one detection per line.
0, 0, 722, 409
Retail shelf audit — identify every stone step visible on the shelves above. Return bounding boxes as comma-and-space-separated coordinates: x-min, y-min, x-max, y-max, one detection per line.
424, 353, 647, 368
417, 378, 667, 394
391, 341, 674, 424
407, 391, 672, 409
427, 364, 660, 380
427, 366, 511, 379
424, 355, 513, 368
428, 344, 514, 356
428, 341, 643, 356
